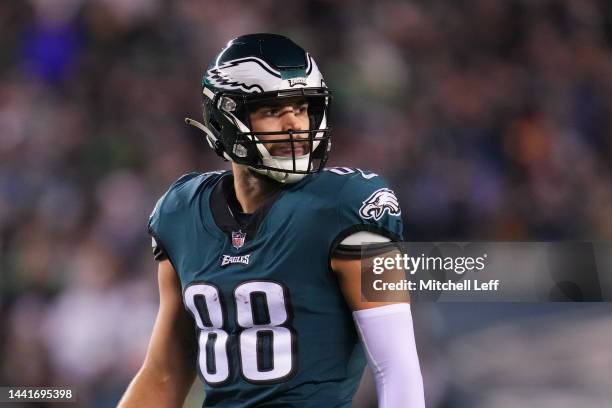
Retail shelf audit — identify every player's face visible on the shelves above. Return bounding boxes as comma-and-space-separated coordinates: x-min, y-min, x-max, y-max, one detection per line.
249, 98, 310, 157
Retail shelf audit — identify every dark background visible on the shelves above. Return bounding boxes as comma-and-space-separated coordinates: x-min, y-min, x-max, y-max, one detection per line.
1, 0, 611, 406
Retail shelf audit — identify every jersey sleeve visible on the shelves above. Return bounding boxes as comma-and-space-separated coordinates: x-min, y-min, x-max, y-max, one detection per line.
151, 236, 168, 261
332, 170, 403, 258
147, 172, 202, 264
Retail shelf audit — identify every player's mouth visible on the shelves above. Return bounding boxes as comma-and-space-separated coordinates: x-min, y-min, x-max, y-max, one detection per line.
269, 142, 309, 157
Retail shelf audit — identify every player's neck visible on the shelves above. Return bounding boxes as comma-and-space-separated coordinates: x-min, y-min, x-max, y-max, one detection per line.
232, 164, 281, 214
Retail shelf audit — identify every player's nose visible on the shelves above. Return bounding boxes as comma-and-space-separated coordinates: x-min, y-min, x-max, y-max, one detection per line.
281, 110, 305, 134
282, 111, 307, 139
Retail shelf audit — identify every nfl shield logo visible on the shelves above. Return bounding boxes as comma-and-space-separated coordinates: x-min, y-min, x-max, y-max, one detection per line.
231, 230, 246, 250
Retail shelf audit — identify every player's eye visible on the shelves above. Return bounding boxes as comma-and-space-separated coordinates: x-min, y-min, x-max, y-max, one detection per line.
258, 102, 307, 118
262, 107, 282, 117
294, 103, 309, 115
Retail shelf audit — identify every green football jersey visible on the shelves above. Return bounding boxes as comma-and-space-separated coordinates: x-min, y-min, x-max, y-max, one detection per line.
148, 167, 403, 407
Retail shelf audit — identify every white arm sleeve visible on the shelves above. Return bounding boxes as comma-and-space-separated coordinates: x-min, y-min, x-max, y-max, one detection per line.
353, 303, 425, 408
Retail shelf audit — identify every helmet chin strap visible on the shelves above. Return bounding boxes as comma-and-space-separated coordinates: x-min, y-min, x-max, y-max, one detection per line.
249, 158, 310, 184
251, 142, 315, 184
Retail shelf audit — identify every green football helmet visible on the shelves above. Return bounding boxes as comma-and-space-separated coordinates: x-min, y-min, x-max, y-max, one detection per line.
186, 33, 332, 183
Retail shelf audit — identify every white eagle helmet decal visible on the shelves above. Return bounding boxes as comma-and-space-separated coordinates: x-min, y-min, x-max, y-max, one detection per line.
205, 54, 323, 94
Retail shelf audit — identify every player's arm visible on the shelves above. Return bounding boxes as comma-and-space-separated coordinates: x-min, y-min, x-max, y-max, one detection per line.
118, 260, 197, 408
330, 170, 425, 406
332, 255, 425, 408
331, 243, 406, 311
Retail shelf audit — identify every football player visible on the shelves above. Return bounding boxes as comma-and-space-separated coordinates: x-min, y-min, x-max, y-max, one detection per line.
119, 33, 424, 407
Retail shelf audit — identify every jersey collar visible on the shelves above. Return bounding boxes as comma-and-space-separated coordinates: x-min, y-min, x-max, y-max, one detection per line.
209, 173, 283, 243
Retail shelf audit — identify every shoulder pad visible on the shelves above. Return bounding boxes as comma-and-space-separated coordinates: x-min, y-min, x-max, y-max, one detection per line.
323, 167, 379, 180
334, 168, 403, 241
304, 167, 380, 191
149, 170, 225, 231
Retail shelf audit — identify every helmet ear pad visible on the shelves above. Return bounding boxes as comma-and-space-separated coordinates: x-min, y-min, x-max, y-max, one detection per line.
306, 96, 329, 161
227, 131, 261, 165
207, 99, 262, 166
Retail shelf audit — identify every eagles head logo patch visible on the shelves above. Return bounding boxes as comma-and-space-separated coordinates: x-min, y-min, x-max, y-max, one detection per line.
359, 188, 401, 221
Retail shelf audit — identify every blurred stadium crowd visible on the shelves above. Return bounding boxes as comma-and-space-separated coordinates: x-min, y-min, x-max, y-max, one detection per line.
1, 0, 612, 407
